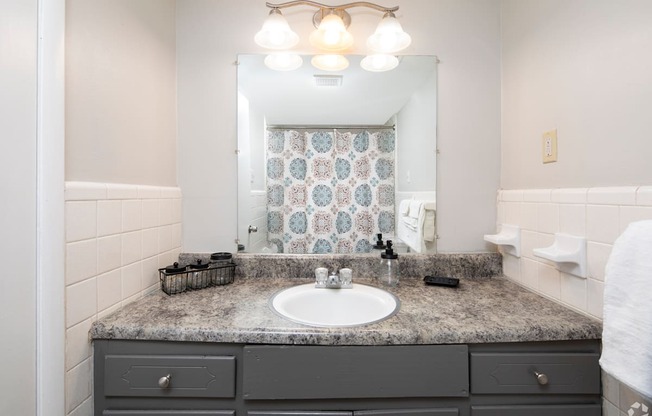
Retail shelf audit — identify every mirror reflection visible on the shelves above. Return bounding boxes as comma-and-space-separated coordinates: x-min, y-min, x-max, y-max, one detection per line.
237, 54, 437, 254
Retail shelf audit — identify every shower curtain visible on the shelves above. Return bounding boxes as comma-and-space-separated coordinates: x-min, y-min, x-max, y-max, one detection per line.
266, 128, 396, 254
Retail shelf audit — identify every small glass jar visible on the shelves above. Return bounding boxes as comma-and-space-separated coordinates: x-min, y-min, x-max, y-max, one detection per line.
210, 252, 233, 285
188, 259, 209, 289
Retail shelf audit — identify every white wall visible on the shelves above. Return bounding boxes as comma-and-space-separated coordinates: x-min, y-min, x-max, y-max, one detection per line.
65, 0, 178, 186
396, 71, 437, 193
501, 0, 652, 189
0, 2, 37, 414
178, 0, 501, 253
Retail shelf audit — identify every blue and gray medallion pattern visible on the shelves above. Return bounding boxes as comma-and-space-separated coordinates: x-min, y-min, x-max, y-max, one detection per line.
266, 128, 395, 254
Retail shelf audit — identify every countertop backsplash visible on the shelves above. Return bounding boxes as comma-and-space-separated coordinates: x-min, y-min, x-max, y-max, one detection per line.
179, 252, 502, 281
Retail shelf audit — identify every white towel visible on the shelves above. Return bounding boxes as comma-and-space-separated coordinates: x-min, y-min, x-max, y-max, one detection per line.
401, 216, 419, 231
399, 199, 410, 217
408, 200, 423, 219
422, 209, 436, 242
599, 220, 652, 399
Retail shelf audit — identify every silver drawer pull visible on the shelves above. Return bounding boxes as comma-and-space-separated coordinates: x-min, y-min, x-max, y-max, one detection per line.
158, 374, 171, 388
534, 371, 549, 385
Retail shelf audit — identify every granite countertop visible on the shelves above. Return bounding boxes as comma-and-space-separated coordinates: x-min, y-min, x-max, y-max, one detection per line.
90, 275, 602, 345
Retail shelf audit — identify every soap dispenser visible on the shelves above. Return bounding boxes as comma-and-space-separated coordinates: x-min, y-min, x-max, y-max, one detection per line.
372, 233, 386, 250
378, 240, 400, 287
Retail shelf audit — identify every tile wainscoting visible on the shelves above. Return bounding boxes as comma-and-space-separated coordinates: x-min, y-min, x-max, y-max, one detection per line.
497, 186, 652, 319
496, 186, 652, 416
64, 182, 182, 415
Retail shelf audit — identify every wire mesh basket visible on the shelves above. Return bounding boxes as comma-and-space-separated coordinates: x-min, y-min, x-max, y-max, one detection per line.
159, 260, 236, 296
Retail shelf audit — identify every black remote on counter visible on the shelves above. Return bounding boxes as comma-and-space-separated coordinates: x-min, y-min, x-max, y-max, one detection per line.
423, 276, 459, 287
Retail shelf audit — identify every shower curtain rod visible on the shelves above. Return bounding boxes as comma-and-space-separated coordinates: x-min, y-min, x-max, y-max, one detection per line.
266, 124, 395, 130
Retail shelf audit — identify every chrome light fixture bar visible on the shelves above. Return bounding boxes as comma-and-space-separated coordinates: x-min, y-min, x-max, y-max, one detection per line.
255, 1, 411, 72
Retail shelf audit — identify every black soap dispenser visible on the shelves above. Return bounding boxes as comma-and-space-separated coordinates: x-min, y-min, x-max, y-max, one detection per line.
378, 240, 400, 287
373, 233, 386, 250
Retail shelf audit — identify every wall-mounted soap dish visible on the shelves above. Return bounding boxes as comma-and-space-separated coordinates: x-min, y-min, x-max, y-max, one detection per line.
533, 233, 586, 278
484, 224, 521, 258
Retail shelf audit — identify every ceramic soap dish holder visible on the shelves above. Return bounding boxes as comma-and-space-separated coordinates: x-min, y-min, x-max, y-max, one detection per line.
533, 233, 587, 278
484, 224, 521, 257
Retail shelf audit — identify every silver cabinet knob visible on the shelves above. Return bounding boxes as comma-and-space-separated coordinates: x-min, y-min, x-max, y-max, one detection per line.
534, 371, 549, 385
158, 374, 171, 388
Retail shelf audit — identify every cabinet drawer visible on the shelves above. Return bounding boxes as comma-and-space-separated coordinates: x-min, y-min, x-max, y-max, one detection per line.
471, 404, 601, 416
470, 352, 599, 394
104, 354, 235, 398
248, 412, 352, 416
243, 345, 469, 400
104, 412, 235, 416
355, 409, 459, 415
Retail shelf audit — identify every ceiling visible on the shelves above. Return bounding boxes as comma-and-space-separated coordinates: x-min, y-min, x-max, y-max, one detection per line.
237, 54, 437, 126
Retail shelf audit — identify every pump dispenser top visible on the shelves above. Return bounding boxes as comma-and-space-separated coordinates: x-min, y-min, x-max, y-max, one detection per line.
373, 233, 386, 250
381, 240, 398, 259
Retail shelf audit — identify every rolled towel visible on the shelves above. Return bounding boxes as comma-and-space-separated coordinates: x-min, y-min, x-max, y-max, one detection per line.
422, 209, 436, 242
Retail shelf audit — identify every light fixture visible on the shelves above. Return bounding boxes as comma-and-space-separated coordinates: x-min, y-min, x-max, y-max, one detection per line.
264, 53, 304, 71
309, 10, 354, 52
360, 54, 399, 72
367, 11, 412, 53
311, 54, 349, 71
254, 8, 300, 50
255, 1, 411, 72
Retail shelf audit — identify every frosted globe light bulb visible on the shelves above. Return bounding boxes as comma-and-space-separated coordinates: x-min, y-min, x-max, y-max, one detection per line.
378, 32, 398, 51
373, 55, 388, 69
360, 54, 399, 72
367, 13, 411, 53
255, 9, 299, 50
311, 54, 349, 71
264, 53, 303, 71
309, 12, 353, 52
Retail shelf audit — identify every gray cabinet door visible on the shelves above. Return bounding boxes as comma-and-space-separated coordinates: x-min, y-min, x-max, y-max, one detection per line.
248, 412, 352, 416
243, 345, 469, 400
471, 404, 601, 416
103, 411, 235, 416
355, 409, 459, 415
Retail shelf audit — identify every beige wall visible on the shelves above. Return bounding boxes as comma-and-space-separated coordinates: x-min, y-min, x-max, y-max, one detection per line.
178, 0, 502, 253
0, 1, 38, 414
65, 0, 177, 186
501, 0, 652, 189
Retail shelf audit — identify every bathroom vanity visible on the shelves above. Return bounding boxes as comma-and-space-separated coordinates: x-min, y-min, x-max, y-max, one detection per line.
91, 270, 602, 416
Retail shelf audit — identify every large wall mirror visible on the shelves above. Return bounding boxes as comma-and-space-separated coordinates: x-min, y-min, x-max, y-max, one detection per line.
237, 54, 438, 255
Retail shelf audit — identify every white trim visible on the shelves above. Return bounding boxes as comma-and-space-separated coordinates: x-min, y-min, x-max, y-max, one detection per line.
36, 0, 66, 414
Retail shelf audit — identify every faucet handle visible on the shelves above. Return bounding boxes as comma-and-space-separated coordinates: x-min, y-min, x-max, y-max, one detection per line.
315, 267, 328, 286
339, 268, 352, 286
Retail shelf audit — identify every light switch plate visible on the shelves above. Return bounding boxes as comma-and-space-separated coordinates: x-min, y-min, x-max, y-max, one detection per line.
543, 129, 558, 163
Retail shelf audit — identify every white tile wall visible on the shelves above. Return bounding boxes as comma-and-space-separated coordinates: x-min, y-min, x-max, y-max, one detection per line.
496, 186, 652, 320
64, 182, 182, 416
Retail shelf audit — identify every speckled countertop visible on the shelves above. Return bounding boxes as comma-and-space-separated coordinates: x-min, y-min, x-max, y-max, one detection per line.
90, 275, 602, 345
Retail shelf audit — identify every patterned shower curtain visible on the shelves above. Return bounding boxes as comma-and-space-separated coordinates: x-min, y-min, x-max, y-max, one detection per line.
266, 128, 395, 254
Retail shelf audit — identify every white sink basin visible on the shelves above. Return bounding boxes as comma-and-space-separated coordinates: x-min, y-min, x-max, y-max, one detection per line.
269, 283, 400, 327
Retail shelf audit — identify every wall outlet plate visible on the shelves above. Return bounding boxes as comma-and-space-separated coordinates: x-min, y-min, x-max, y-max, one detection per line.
542, 129, 558, 163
